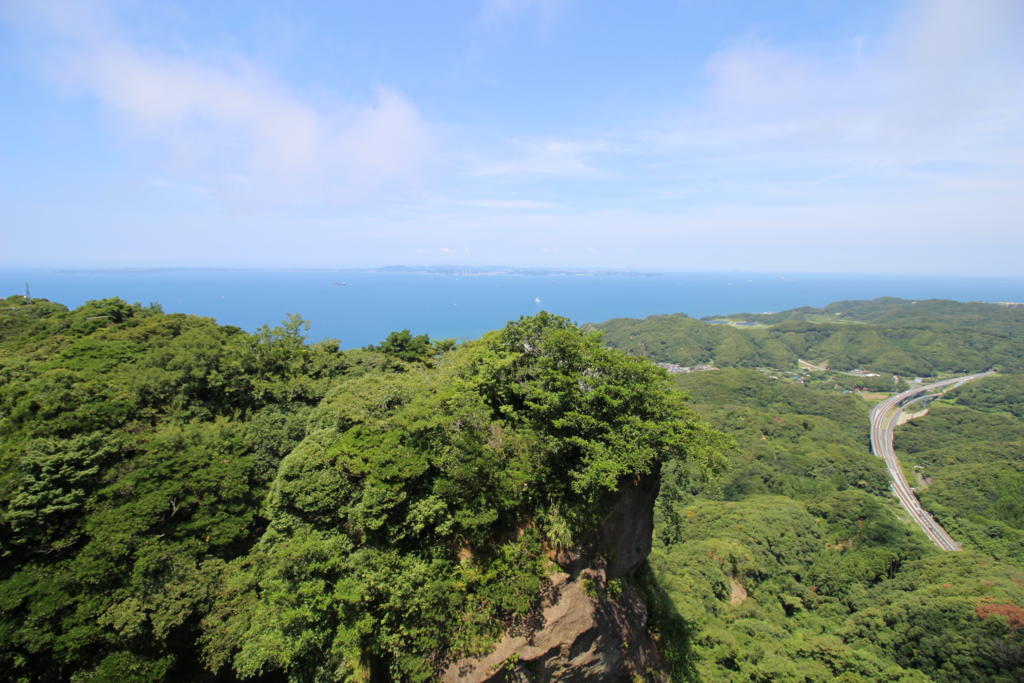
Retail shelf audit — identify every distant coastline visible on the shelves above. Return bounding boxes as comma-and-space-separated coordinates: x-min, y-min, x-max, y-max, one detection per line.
365, 265, 660, 277
6, 269, 1024, 349
55, 265, 660, 277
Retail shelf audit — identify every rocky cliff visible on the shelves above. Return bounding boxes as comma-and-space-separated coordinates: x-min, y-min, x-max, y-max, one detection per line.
443, 473, 669, 682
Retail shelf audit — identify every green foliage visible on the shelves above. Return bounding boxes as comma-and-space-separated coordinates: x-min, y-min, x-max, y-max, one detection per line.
596, 297, 1024, 375
645, 359, 1024, 682
0, 298, 349, 680
883, 376, 1024, 565
368, 329, 456, 369
921, 461, 1024, 529
201, 311, 718, 679
649, 496, 939, 682
805, 370, 905, 393
895, 404, 1024, 457
371, 328, 434, 363
675, 368, 865, 427
0, 300, 718, 681
661, 370, 890, 516
722, 296, 1024, 332
634, 562, 697, 682
950, 372, 1024, 418
7, 292, 1021, 681
843, 553, 1024, 681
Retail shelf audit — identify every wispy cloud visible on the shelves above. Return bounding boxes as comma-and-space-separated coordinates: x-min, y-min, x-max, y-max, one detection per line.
8, 0, 435, 202
456, 199, 558, 209
470, 138, 611, 179
660, 0, 1024, 172
3, 0, 1021, 274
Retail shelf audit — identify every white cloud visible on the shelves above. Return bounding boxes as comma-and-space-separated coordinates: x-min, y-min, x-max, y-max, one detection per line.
471, 138, 611, 178
11, 0, 434, 201
457, 199, 558, 209
664, 0, 1024, 170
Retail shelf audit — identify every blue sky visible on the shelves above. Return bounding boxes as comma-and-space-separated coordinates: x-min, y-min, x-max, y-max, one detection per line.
2, 0, 1022, 274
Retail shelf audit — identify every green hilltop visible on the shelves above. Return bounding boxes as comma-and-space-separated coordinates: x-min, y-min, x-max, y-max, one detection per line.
0, 296, 719, 681
1, 294, 1022, 681
593, 297, 1024, 375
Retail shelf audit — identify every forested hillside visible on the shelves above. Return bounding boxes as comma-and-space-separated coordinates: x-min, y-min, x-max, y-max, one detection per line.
3, 294, 1023, 682
0, 296, 719, 681
594, 298, 1024, 375
650, 369, 1024, 681
719, 297, 1024, 331
593, 298, 1024, 680
895, 374, 1024, 564
0, 296, 354, 679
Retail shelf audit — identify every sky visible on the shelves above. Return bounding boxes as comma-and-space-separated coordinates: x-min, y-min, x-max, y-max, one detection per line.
1, 0, 1022, 275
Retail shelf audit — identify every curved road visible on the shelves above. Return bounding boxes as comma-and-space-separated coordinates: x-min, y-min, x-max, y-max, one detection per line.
868, 371, 994, 551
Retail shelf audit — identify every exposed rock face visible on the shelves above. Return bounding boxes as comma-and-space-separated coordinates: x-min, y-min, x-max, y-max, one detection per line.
558, 472, 660, 579
443, 473, 667, 682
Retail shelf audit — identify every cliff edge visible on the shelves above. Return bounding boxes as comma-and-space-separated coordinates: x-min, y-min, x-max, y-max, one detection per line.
443, 473, 668, 682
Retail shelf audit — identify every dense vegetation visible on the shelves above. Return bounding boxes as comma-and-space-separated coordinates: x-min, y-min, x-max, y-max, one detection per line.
894, 374, 1024, 565
648, 369, 1024, 681
594, 298, 1024, 376
605, 299, 1024, 681
4, 293, 1023, 682
949, 373, 1024, 419
0, 296, 353, 680
0, 296, 718, 680
721, 297, 1024, 331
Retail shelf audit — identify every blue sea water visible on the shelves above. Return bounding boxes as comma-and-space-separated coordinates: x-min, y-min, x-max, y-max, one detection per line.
3, 269, 1024, 348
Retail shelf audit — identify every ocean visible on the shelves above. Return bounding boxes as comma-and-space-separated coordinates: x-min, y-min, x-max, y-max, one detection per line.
3, 269, 1023, 348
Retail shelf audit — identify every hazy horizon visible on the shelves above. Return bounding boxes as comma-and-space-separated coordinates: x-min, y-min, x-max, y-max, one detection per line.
3, 1, 1022, 275
6, 264, 1024, 281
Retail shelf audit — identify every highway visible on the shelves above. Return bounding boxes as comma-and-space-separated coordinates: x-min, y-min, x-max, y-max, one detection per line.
868, 371, 994, 551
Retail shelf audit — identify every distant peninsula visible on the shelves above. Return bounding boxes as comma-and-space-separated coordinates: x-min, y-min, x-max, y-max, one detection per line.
365, 265, 660, 277
56, 265, 660, 277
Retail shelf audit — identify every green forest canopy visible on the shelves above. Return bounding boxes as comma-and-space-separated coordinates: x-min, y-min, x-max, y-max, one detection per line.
593, 297, 1024, 375
0, 296, 720, 681
2, 295, 1023, 682
650, 369, 1024, 681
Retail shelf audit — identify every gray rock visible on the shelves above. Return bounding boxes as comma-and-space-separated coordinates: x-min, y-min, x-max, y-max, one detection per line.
442, 472, 668, 682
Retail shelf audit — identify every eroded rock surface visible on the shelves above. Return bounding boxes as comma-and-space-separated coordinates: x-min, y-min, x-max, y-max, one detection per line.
557, 472, 660, 579
443, 473, 668, 682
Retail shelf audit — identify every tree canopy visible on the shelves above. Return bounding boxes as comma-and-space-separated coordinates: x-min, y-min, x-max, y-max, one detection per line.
594, 298, 1024, 375
0, 299, 719, 681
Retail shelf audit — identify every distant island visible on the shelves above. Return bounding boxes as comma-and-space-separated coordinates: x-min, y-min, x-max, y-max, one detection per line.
56, 265, 661, 277
366, 265, 660, 277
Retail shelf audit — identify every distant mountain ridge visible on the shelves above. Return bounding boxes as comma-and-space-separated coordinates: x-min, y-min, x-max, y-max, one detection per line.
593, 297, 1024, 376
709, 296, 1024, 330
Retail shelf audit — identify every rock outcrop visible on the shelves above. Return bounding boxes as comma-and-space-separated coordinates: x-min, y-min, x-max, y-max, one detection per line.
443, 473, 668, 682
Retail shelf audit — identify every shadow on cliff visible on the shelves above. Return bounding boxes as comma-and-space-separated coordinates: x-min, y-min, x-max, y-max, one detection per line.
636, 562, 701, 683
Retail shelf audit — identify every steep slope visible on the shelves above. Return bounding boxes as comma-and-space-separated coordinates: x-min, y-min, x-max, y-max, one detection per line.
201, 312, 723, 680
444, 472, 665, 681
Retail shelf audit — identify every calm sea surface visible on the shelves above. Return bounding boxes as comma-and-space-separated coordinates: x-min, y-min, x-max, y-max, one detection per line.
3, 270, 1024, 348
